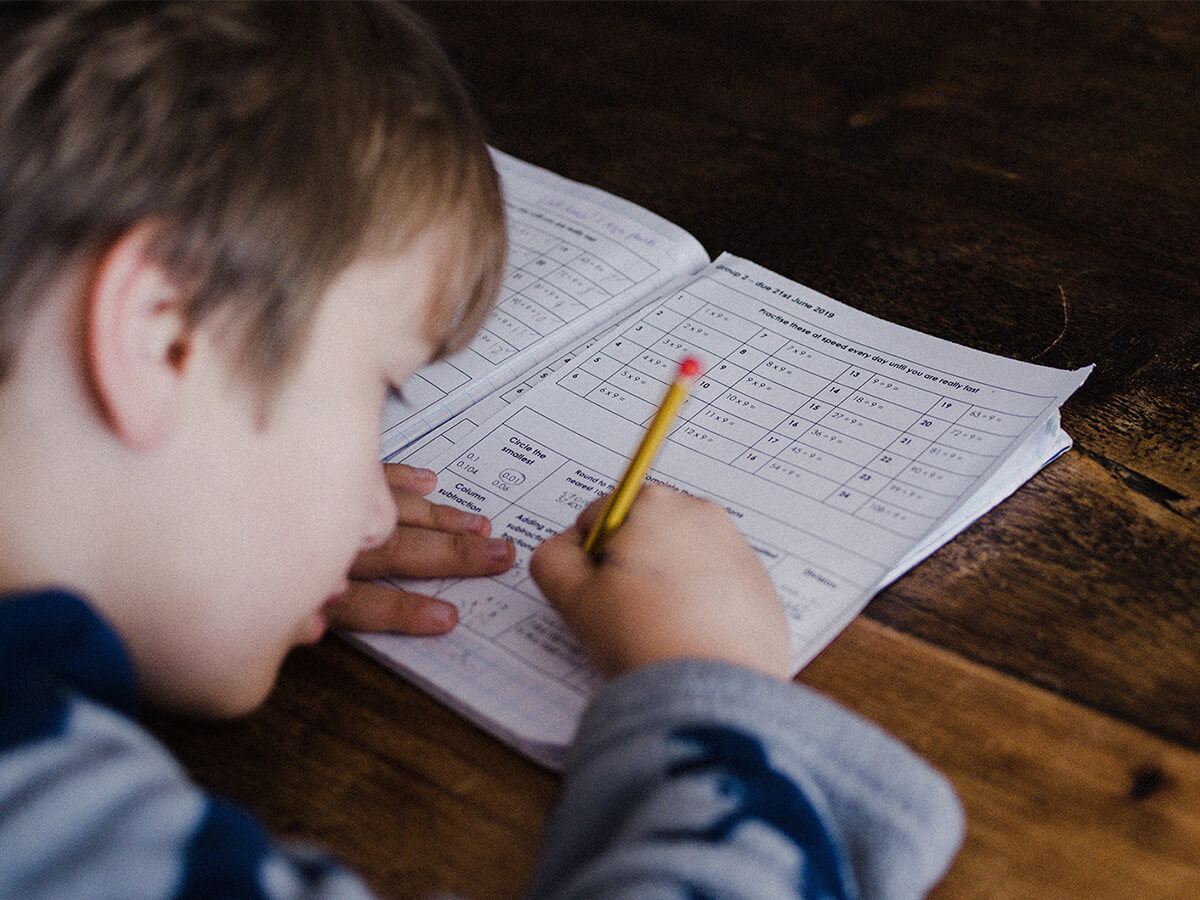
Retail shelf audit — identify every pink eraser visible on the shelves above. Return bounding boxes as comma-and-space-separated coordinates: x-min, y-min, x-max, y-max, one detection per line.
679, 356, 702, 378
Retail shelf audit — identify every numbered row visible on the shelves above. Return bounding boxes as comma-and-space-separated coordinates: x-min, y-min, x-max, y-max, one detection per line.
507, 213, 659, 285
619, 298, 1047, 432
561, 363, 1005, 480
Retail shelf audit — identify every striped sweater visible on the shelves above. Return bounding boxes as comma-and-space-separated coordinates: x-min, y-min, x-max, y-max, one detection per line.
1, 589, 962, 899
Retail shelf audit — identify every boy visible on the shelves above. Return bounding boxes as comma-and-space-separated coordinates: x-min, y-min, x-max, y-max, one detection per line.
0, 3, 963, 899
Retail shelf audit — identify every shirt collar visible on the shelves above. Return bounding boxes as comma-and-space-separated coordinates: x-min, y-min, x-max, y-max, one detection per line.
0, 588, 139, 716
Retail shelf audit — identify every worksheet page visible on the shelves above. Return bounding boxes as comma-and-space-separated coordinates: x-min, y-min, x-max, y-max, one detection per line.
379, 150, 708, 457
353, 254, 1090, 766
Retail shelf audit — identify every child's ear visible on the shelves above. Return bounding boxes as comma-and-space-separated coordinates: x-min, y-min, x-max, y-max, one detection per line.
85, 224, 193, 449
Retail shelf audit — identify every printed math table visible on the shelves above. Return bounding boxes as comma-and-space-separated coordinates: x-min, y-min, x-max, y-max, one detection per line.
412, 258, 1080, 695
558, 276, 1060, 548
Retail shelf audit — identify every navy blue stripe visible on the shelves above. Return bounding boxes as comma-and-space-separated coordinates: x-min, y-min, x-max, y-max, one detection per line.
0, 668, 69, 752
663, 724, 857, 900
178, 797, 274, 900
0, 589, 138, 752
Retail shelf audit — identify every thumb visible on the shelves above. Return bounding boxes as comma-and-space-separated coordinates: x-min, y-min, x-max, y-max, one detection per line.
575, 494, 610, 536
529, 516, 593, 601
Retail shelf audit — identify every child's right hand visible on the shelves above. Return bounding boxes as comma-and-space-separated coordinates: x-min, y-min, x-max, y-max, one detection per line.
529, 484, 792, 680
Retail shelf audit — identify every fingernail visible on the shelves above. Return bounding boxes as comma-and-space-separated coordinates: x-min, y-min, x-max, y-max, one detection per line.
413, 468, 437, 488
487, 538, 513, 562
460, 512, 488, 533
427, 600, 458, 628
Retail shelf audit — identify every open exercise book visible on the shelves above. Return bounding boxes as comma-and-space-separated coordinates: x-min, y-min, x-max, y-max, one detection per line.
345, 150, 1092, 770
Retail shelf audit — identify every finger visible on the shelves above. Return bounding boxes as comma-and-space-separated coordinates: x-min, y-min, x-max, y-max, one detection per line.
529, 524, 592, 602
349, 528, 515, 580
574, 483, 679, 535
354, 491, 494, 578
383, 463, 438, 497
392, 490, 492, 537
574, 494, 611, 536
326, 581, 458, 635
572, 486, 668, 564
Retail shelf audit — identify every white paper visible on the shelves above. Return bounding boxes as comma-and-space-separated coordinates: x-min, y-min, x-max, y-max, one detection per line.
351, 254, 1092, 768
378, 150, 709, 458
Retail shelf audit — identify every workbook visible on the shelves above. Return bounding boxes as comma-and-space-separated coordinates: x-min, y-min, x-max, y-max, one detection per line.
346, 150, 1091, 769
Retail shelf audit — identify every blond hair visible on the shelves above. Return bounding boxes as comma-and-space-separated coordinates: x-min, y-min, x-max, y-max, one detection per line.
0, 1, 505, 384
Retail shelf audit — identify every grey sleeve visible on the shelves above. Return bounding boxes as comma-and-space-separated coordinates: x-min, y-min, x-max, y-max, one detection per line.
0, 692, 378, 900
525, 659, 964, 900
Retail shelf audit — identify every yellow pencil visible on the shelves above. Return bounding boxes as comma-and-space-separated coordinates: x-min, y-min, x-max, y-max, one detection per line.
583, 356, 702, 559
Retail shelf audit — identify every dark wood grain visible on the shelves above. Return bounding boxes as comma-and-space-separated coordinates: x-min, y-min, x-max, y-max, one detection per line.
420, 1, 1200, 493
147, 3, 1200, 897
869, 449, 1200, 749
799, 618, 1200, 899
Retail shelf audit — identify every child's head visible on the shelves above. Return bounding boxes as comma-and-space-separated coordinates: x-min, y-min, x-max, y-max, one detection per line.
0, 0, 504, 386
0, 2, 505, 715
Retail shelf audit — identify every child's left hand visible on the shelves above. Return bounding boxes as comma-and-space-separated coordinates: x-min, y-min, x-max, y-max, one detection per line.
324, 464, 515, 635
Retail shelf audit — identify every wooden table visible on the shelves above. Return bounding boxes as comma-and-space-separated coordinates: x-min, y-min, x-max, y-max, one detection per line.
147, 4, 1200, 897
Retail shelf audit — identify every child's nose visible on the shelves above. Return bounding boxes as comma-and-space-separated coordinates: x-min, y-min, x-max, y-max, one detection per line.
360, 467, 398, 551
